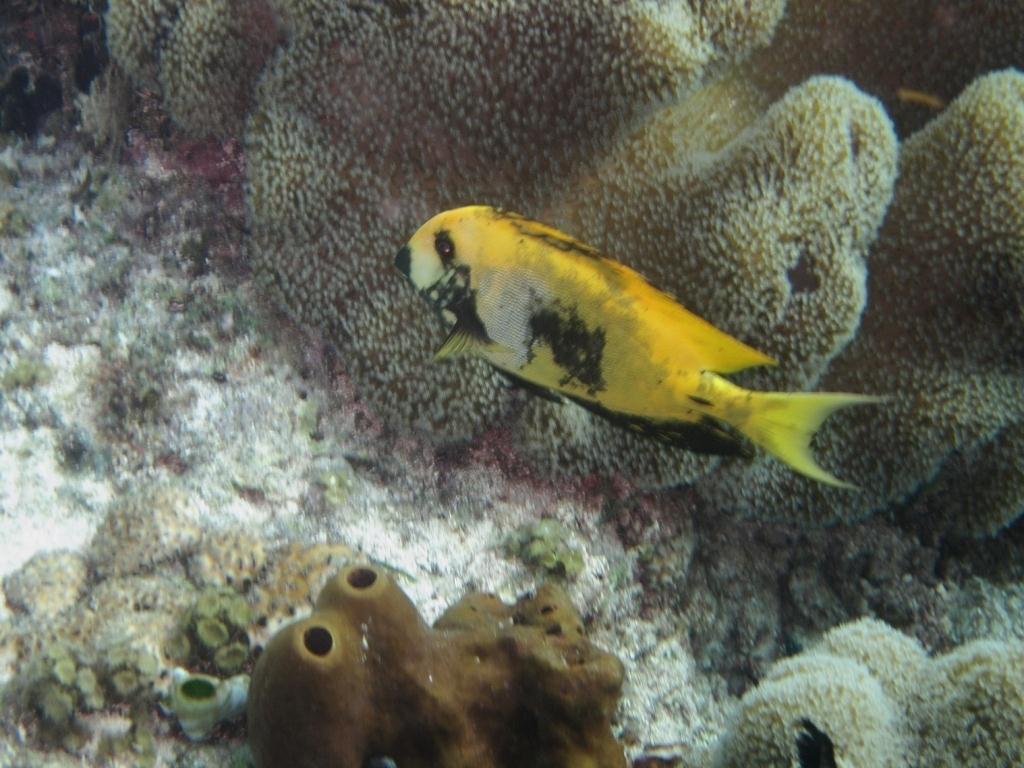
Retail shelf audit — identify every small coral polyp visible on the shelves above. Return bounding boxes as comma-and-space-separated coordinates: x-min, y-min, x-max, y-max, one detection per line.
248, 564, 626, 768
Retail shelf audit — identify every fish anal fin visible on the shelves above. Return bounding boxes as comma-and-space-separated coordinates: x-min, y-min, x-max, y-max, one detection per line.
495, 369, 564, 404
650, 415, 751, 457
566, 394, 751, 457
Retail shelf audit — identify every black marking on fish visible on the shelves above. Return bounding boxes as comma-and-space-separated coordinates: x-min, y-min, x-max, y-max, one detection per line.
448, 291, 491, 344
420, 261, 491, 354
796, 719, 836, 768
349, 0, 415, 18
496, 369, 564, 404
688, 395, 712, 407
495, 209, 605, 260
526, 229, 604, 260
528, 304, 607, 396
493, 208, 685, 302
565, 395, 751, 458
422, 265, 471, 312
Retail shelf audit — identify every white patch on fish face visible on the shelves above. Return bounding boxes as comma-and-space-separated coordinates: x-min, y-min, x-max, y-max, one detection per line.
408, 244, 445, 291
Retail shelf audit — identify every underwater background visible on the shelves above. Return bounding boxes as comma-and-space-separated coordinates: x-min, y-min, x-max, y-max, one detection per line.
0, 1, 1022, 766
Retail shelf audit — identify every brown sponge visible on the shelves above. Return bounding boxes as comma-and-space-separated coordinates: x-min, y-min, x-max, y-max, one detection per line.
248, 564, 626, 768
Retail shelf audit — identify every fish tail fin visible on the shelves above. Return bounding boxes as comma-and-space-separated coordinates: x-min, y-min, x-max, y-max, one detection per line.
739, 391, 884, 489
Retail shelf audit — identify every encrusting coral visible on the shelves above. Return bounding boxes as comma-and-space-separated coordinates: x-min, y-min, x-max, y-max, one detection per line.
504, 518, 585, 578
186, 529, 267, 590
6, 638, 163, 753
248, 541, 354, 640
248, 564, 626, 768
87, 482, 201, 578
712, 617, 1024, 768
909, 639, 1024, 767
103, 0, 1024, 530
2, 551, 87, 620
171, 586, 254, 675
105, 0, 280, 135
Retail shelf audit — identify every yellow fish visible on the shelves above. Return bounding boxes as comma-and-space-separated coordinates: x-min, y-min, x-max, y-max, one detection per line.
395, 206, 880, 488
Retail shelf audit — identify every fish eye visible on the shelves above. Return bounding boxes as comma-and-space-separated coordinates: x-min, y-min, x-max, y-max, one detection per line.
434, 231, 455, 265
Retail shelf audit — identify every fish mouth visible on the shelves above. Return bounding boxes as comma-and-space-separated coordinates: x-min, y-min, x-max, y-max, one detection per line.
394, 245, 411, 278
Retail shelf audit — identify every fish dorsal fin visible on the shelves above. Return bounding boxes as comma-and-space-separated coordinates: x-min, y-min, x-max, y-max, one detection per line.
682, 316, 777, 373
632, 281, 777, 373
492, 209, 607, 261
565, 393, 751, 457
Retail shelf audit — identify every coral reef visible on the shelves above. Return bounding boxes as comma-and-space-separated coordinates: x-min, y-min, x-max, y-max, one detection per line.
102, 0, 1024, 533
4, 1, 1024, 766
186, 529, 268, 590
700, 68, 1024, 531
712, 618, 1024, 768
746, 0, 1024, 136
1, 506, 370, 762
172, 587, 254, 675
105, 0, 280, 135
248, 564, 626, 768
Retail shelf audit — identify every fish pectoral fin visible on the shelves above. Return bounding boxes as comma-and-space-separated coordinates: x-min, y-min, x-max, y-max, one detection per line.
434, 328, 518, 362
434, 304, 504, 361
433, 326, 480, 360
